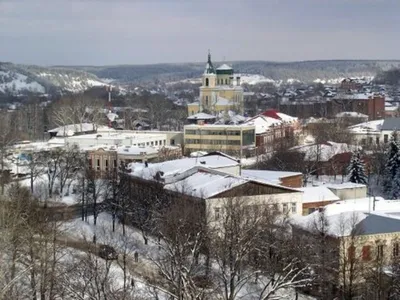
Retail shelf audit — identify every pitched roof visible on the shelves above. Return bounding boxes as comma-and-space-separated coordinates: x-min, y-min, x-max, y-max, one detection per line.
355, 213, 400, 235
381, 118, 400, 131
242, 169, 301, 185
187, 112, 216, 120
299, 186, 340, 203
129, 155, 240, 184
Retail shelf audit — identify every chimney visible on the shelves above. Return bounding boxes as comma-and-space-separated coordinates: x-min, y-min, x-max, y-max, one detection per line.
236, 76, 241, 86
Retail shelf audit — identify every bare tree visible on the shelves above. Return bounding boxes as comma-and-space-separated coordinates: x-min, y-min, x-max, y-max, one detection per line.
149, 202, 211, 300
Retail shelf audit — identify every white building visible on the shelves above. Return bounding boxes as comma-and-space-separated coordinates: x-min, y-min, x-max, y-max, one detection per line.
65, 132, 169, 149
129, 154, 304, 218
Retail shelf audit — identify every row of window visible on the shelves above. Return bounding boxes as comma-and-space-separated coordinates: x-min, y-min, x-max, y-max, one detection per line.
137, 140, 166, 147
214, 203, 297, 221
348, 242, 400, 261
88, 158, 118, 171
185, 130, 241, 136
185, 139, 241, 145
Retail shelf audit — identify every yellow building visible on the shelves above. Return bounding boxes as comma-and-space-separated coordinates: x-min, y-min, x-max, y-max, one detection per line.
188, 52, 244, 116
184, 124, 255, 156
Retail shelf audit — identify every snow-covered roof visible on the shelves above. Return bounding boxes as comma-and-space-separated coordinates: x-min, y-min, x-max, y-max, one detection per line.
48, 123, 115, 137
333, 93, 375, 100
292, 197, 400, 237
242, 169, 302, 185
129, 155, 240, 183
261, 110, 298, 123
290, 141, 355, 162
117, 146, 158, 156
298, 186, 340, 204
190, 151, 208, 157
187, 112, 216, 120
245, 115, 282, 134
325, 182, 366, 190
336, 111, 368, 118
348, 119, 384, 133
216, 110, 248, 125
164, 171, 246, 199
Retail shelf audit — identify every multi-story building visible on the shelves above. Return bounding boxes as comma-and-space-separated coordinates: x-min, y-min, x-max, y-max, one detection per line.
183, 124, 255, 156
86, 144, 182, 175
187, 52, 244, 116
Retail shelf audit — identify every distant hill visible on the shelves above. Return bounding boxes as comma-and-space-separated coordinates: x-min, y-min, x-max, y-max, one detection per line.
0, 62, 107, 96
2, 60, 400, 98
63, 60, 400, 84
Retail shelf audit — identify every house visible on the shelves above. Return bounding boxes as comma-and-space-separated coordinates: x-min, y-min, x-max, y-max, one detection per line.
290, 141, 356, 176
381, 118, 400, 143
244, 110, 299, 153
325, 182, 367, 200
348, 119, 384, 147
127, 160, 304, 229
299, 186, 340, 215
85, 144, 182, 175
291, 200, 400, 298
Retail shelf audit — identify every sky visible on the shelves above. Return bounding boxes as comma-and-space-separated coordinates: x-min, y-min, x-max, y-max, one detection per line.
1, 0, 400, 66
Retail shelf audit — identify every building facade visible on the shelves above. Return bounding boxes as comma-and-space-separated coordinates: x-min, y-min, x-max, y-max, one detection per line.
183, 124, 256, 156
187, 52, 244, 116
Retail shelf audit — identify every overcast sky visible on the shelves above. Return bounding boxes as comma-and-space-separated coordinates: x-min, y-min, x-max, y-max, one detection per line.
1, 0, 399, 66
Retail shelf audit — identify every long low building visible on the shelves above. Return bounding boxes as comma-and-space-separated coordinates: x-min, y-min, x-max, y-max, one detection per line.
128, 154, 304, 219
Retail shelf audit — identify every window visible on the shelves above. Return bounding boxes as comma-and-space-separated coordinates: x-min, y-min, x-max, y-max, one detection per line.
155, 141, 158, 146
114, 159, 117, 168
282, 203, 288, 213
291, 203, 297, 214
393, 243, 399, 257
384, 134, 389, 143
205, 96, 209, 106
376, 137, 380, 145
170, 139, 175, 145
151, 141, 154, 146
146, 142, 149, 146
97, 159, 100, 171
348, 245, 356, 260
225, 79, 228, 84
205, 78, 209, 87
105, 159, 108, 171
369, 137, 373, 145
362, 245, 371, 261
377, 244, 384, 259
214, 207, 220, 220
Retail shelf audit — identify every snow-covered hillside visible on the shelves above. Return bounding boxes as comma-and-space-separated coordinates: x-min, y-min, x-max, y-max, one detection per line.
0, 70, 46, 94
37, 71, 106, 93
0, 62, 109, 96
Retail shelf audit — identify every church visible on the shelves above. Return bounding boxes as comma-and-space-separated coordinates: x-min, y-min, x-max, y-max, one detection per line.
187, 52, 244, 116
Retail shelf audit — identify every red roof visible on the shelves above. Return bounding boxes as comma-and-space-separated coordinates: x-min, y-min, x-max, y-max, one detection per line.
260, 109, 281, 120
